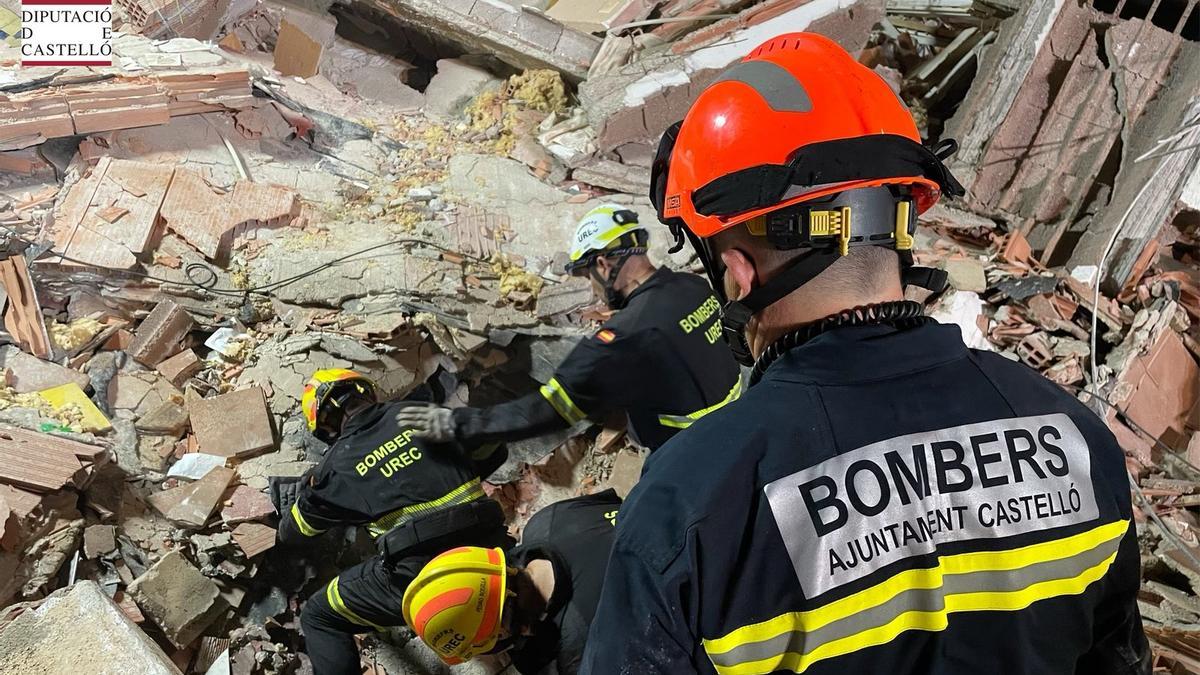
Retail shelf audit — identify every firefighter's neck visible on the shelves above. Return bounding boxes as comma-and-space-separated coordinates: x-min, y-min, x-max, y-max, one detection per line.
722, 249, 902, 358
525, 558, 555, 613
746, 290, 896, 356
599, 254, 656, 298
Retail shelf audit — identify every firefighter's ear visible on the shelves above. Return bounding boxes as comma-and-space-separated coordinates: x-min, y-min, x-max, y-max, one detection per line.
593, 255, 613, 277
720, 248, 756, 302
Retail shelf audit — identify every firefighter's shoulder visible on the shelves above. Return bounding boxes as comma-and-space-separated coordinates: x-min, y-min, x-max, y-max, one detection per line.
618, 382, 796, 569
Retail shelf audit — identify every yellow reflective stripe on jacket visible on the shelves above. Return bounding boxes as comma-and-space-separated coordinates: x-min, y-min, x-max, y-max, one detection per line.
291, 502, 326, 537
366, 478, 486, 538
326, 576, 385, 631
540, 377, 587, 425
703, 519, 1128, 675
658, 377, 743, 429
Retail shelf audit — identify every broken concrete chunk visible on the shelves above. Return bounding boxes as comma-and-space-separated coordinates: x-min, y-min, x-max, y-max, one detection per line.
0, 346, 91, 394
604, 449, 645, 499
156, 349, 202, 387
129, 550, 226, 649
571, 157, 651, 195
188, 387, 274, 459
0, 581, 181, 675
147, 466, 236, 528
83, 523, 117, 558
359, 0, 600, 81
127, 301, 194, 367
943, 258, 989, 293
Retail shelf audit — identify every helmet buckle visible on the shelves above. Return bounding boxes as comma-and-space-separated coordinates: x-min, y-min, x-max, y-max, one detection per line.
807, 206, 852, 256
763, 204, 853, 255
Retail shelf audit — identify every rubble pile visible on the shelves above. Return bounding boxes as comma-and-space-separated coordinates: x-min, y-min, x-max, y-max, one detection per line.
0, 0, 1196, 672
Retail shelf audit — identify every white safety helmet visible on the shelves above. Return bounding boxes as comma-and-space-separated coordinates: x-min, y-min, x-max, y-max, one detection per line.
564, 204, 649, 275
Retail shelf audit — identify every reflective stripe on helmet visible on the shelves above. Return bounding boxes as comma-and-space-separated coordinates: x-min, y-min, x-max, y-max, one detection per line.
568, 204, 646, 263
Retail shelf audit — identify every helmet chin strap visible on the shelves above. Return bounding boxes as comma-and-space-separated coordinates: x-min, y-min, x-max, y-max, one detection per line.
718, 247, 843, 366
591, 254, 634, 310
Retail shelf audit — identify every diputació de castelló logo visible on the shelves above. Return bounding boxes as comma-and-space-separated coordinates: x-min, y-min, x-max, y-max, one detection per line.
18, 0, 112, 66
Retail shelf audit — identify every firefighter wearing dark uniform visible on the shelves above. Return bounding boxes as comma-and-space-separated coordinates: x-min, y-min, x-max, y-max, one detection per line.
403, 489, 622, 674
581, 34, 1148, 675
275, 369, 512, 675
398, 204, 741, 452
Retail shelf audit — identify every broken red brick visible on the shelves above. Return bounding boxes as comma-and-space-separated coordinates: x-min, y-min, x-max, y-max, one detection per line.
155, 349, 202, 388
231, 522, 276, 558
1120, 331, 1200, 449
127, 301, 194, 366
0, 426, 91, 492
160, 168, 300, 261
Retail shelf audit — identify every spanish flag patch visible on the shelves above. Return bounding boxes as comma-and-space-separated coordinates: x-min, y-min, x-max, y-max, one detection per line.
595, 329, 616, 344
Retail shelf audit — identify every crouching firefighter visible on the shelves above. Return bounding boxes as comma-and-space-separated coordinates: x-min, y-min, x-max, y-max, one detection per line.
270, 369, 513, 675
403, 489, 622, 674
582, 33, 1148, 675
398, 205, 741, 452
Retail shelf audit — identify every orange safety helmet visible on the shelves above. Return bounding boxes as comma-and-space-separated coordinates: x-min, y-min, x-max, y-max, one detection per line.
649, 32, 964, 366
301, 368, 378, 444
653, 32, 961, 240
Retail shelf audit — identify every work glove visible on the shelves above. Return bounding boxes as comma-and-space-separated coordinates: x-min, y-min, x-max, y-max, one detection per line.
268, 475, 304, 515
395, 403, 456, 443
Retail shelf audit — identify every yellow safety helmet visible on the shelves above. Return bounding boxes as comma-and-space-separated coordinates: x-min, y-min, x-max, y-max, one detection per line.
301, 368, 378, 443
564, 204, 648, 275
402, 547, 508, 665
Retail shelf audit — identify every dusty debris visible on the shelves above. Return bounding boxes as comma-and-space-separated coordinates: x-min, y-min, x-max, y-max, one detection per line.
0, 581, 181, 675
129, 550, 227, 649
0, 0, 1191, 670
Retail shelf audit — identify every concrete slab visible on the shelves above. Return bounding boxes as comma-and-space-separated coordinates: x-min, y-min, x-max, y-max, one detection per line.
0, 581, 181, 675
129, 550, 226, 649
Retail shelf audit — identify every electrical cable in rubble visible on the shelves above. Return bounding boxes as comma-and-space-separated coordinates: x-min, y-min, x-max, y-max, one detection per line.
27, 236, 492, 300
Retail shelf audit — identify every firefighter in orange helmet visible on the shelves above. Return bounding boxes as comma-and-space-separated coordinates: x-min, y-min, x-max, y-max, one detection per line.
581, 33, 1146, 675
